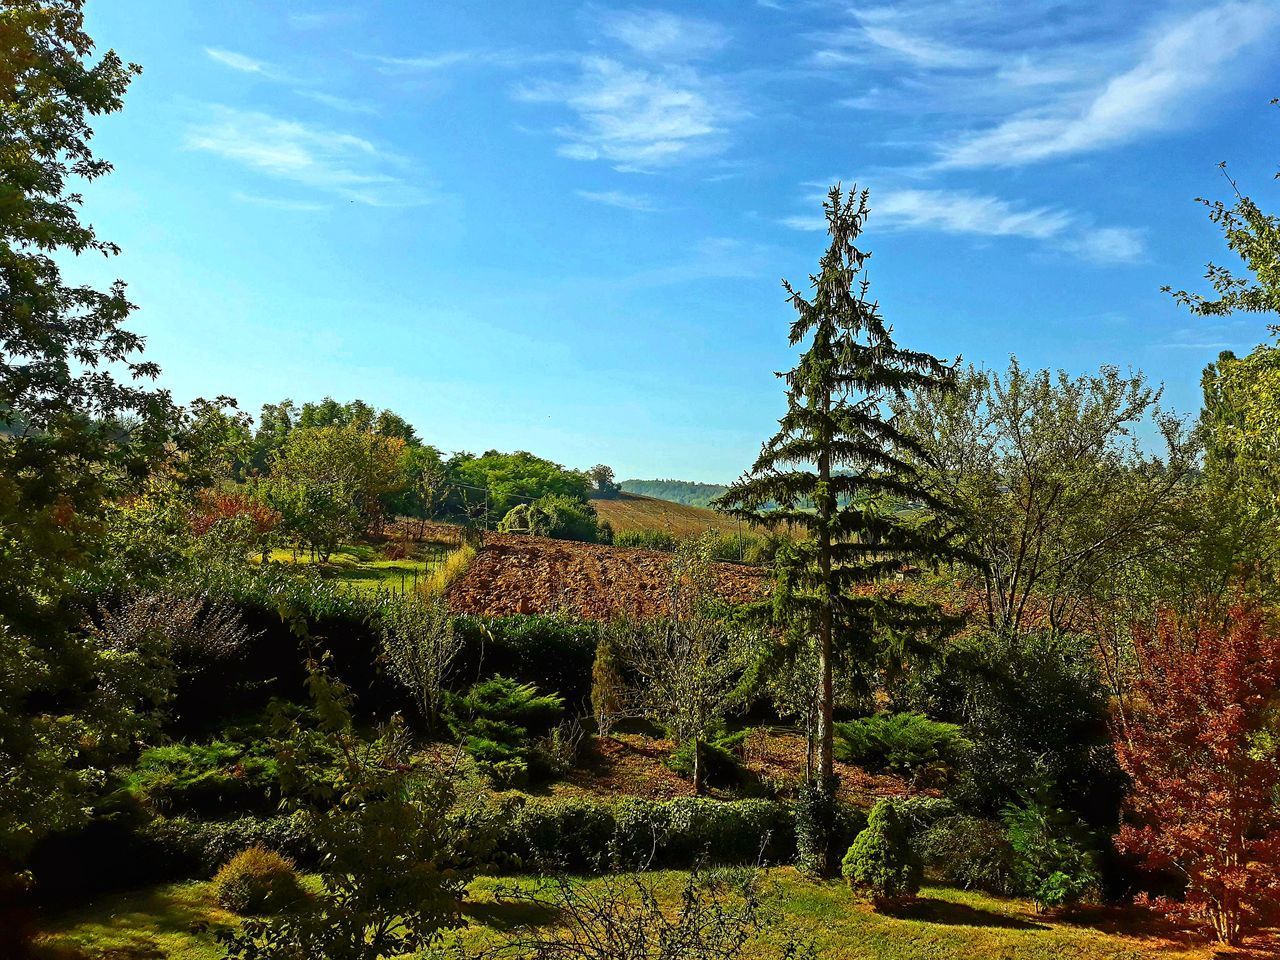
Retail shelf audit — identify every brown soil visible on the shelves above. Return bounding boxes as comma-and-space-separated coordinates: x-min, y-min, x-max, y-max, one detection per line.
444, 532, 769, 620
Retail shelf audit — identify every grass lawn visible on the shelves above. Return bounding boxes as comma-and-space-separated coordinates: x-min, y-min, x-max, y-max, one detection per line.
34, 869, 1234, 960
264, 543, 440, 594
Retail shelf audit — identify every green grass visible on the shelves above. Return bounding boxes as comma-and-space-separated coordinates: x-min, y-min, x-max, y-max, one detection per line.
264, 543, 443, 595
35, 869, 1217, 960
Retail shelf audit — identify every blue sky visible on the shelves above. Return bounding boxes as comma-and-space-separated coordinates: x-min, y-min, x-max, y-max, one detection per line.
78, 0, 1280, 481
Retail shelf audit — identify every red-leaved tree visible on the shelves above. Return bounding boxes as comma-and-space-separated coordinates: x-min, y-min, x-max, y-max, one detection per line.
1113, 606, 1280, 945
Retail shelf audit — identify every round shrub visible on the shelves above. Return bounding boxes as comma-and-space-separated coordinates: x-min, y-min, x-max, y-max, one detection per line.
211, 845, 304, 915
841, 800, 921, 904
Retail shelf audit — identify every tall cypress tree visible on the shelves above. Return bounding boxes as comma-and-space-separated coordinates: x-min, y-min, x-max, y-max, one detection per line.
717, 185, 960, 872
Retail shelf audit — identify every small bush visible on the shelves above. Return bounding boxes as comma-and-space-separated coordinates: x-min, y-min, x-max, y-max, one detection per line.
794, 776, 840, 876
834, 712, 969, 784
1003, 793, 1102, 911
127, 739, 280, 816
210, 845, 304, 914
841, 800, 921, 904
446, 675, 565, 786
918, 814, 1016, 894
667, 730, 750, 789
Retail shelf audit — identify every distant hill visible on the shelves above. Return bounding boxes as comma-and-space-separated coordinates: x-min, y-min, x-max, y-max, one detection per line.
591, 493, 742, 537
618, 479, 729, 508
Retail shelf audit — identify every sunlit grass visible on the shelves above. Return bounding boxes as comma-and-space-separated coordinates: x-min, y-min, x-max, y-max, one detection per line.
35, 869, 1219, 960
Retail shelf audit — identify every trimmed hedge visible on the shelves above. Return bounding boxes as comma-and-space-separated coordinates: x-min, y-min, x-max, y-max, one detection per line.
495, 795, 795, 870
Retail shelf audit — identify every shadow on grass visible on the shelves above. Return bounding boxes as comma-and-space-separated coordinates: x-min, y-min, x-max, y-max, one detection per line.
463, 898, 560, 931
883, 897, 1047, 930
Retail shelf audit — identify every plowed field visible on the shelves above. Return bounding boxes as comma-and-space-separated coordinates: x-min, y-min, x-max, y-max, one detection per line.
444, 532, 769, 620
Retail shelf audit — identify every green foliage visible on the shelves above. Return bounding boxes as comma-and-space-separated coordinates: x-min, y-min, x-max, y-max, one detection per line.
591, 635, 626, 736
667, 730, 750, 789
448, 449, 591, 519
446, 675, 565, 786
907, 630, 1120, 829
716, 186, 963, 875
1002, 792, 1101, 911
262, 425, 406, 559
793, 777, 840, 877
917, 814, 1016, 895
0, 0, 175, 883
614, 528, 681, 551
619, 479, 730, 507
841, 801, 921, 903
834, 713, 969, 784
378, 594, 459, 732
499, 795, 793, 871
498, 492, 608, 543
897, 360, 1193, 635
210, 846, 304, 915
126, 740, 280, 817
219, 661, 492, 960
452, 614, 601, 705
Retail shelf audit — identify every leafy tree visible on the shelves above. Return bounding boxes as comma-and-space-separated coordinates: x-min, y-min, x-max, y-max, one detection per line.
716, 185, 960, 872
610, 538, 748, 794
0, 0, 173, 933
448, 449, 592, 519
590, 463, 621, 498
264, 425, 406, 558
896, 360, 1194, 635
1113, 606, 1280, 946
388, 443, 448, 534
590, 634, 626, 737
219, 660, 490, 960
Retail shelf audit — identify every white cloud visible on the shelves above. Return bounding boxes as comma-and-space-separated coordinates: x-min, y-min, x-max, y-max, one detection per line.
857, 25, 986, 69
373, 50, 477, 72
576, 189, 658, 211
186, 106, 426, 207
596, 9, 728, 61
516, 57, 728, 171
939, 1, 1278, 167
296, 90, 378, 115
206, 48, 276, 76
783, 185, 1145, 264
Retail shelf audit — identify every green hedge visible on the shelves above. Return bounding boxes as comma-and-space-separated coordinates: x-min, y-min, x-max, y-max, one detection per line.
495, 795, 795, 870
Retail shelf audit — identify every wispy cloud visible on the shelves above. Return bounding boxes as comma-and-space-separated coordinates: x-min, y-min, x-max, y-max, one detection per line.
186, 106, 426, 207
783, 184, 1145, 264
595, 8, 728, 61
206, 48, 279, 77
938, 1, 1278, 167
296, 90, 379, 115
289, 9, 361, 30
576, 189, 659, 211
516, 57, 730, 171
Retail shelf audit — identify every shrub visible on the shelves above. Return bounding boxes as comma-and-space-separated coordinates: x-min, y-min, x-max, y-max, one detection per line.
211, 845, 305, 914
794, 776, 840, 877
918, 814, 1016, 894
446, 675, 565, 786
498, 494, 607, 543
127, 739, 280, 817
841, 800, 921, 904
667, 730, 750, 789
834, 712, 969, 784
498, 795, 793, 871
140, 813, 316, 877
1003, 792, 1101, 911
453, 615, 600, 706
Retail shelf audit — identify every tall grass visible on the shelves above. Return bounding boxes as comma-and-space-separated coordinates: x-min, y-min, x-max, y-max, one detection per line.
421, 543, 476, 599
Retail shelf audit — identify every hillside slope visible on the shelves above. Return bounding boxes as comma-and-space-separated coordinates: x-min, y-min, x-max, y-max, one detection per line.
591, 492, 742, 537
618, 479, 729, 507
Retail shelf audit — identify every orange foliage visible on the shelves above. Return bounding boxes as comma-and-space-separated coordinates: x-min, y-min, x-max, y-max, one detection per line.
1113, 606, 1280, 946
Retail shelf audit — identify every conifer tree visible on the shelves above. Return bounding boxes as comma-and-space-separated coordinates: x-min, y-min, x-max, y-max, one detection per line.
716, 185, 960, 872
